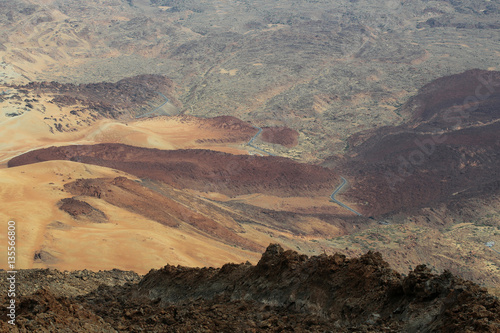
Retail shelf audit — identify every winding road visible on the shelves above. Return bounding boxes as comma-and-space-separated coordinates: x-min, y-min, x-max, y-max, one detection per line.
330, 177, 363, 216
247, 126, 277, 156
490, 248, 500, 255
135, 92, 169, 119
247, 126, 362, 216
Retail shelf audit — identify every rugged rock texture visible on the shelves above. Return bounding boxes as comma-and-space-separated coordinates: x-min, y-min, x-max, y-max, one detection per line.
0, 268, 141, 298
13, 75, 179, 119
0, 269, 141, 332
139, 244, 500, 332
0, 245, 498, 332
58, 197, 108, 223
3, 0, 500, 159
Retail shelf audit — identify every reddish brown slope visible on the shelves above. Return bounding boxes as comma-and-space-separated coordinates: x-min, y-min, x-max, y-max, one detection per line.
13, 75, 179, 118
8, 143, 340, 197
63, 177, 263, 252
58, 197, 108, 223
194, 115, 259, 144
335, 70, 500, 215
404, 69, 500, 126
261, 126, 299, 147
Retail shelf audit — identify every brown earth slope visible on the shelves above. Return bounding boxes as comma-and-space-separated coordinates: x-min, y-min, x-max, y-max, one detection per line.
64, 176, 263, 252
8, 143, 341, 198
13, 74, 179, 119
58, 197, 108, 223
261, 126, 299, 148
334, 69, 500, 216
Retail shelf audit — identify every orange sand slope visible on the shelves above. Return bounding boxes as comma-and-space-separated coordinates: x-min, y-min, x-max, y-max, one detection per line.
0, 160, 356, 273
0, 161, 262, 274
0, 105, 253, 167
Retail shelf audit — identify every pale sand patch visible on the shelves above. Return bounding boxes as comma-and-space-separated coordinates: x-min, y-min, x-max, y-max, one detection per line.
191, 191, 354, 216
313, 95, 332, 114
228, 194, 347, 214
264, 24, 288, 31
0, 161, 260, 273
219, 68, 239, 76
44, 205, 260, 273
0, 102, 251, 166
0, 161, 138, 270
183, 190, 352, 237
350, 92, 372, 106
240, 215, 344, 244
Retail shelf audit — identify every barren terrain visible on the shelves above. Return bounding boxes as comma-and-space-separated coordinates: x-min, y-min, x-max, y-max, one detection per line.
1, 0, 500, 159
0, 245, 499, 332
0, 0, 499, 305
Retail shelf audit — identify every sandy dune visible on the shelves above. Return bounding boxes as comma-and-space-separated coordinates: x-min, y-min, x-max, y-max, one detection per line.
0, 161, 262, 274
0, 93, 251, 166
0, 92, 354, 272
0, 160, 352, 273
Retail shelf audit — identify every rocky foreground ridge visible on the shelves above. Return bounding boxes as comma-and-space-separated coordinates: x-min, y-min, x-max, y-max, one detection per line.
1, 244, 499, 332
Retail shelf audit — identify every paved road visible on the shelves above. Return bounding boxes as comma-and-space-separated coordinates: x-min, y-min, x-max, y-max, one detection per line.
247, 126, 277, 156
486, 242, 500, 255
330, 177, 363, 216
490, 248, 500, 255
247, 127, 361, 215
135, 92, 169, 119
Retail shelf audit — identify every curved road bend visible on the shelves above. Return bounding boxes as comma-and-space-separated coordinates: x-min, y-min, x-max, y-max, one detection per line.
135, 92, 169, 119
247, 126, 277, 156
246, 125, 360, 215
330, 177, 363, 216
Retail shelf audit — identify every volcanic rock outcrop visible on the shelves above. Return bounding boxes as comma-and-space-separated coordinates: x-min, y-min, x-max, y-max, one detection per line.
58, 197, 108, 223
13, 75, 178, 119
0, 245, 498, 332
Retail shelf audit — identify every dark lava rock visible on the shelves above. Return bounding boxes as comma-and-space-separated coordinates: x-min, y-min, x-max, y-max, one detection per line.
0, 244, 498, 332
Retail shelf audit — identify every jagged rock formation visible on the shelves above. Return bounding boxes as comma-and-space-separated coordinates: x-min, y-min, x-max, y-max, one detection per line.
13, 75, 178, 119
0, 245, 498, 332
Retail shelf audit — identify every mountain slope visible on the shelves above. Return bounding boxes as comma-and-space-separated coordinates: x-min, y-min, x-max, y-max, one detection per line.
335, 69, 500, 216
